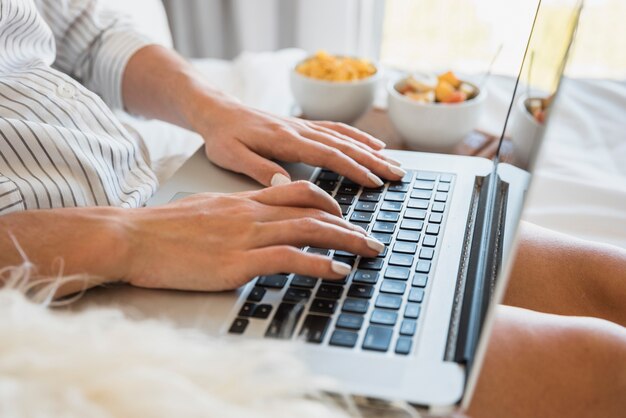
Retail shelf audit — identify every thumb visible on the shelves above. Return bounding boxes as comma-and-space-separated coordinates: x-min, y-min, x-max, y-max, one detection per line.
239, 149, 291, 187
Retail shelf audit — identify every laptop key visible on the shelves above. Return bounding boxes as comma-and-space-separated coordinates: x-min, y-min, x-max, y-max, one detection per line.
228, 318, 249, 334
400, 319, 417, 336
252, 304, 273, 319
422, 235, 437, 247
408, 288, 425, 303
410, 189, 432, 200
413, 180, 435, 190
437, 182, 450, 192
340, 204, 350, 216
247, 286, 266, 302
432, 202, 446, 213
318, 171, 340, 181
350, 211, 373, 223
376, 246, 389, 258
239, 302, 256, 317
347, 284, 374, 299
283, 288, 312, 303
381, 201, 403, 212
384, 266, 410, 280
388, 253, 414, 267
407, 199, 429, 210
400, 219, 424, 231
336, 313, 364, 330
329, 330, 359, 348
316, 284, 344, 300
377, 211, 400, 222
372, 221, 395, 234
387, 182, 409, 192
355, 201, 377, 212
350, 221, 370, 232
300, 315, 331, 343
307, 247, 330, 256
265, 303, 304, 339
342, 298, 369, 314
416, 171, 438, 181
335, 194, 355, 205
353, 270, 379, 284
335, 250, 357, 258
291, 275, 317, 288
412, 274, 428, 288
429, 213, 443, 224
375, 294, 402, 310
384, 191, 406, 202
397, 230, 420, 242
316, 180, 337, 192
309, 298, 337, 314
415, 260, 431, 273
434, 192, 448, 202
393, 241, 417, 254
370, 309, 398, 326
333, 255, 355, 267
371, 232, 392, 245
419, 248, 434, 260
359, 191, 382, 202
400, 171, 414, 183
404, 209, 427, 220
395, 337, 413, 355
440, 173, 453, 183
358, 258, 384, 270
380, 279, 407, 295
338, 184, 359, 195
425, 224, 440, 235
257, 274, 289, 288
363, 325, 393, 352
404, 303, 421, 319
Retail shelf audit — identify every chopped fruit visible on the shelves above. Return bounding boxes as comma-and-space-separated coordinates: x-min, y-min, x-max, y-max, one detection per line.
398, 70, 478, 105
442, 90, 467, 104
438, 71, 462, 89
435, 80, 456, 102
533, 109, 546, 124
296, 50, 376, 82
525, 95, 553, 125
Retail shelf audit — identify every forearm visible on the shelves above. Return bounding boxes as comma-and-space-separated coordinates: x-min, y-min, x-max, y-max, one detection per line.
504, 222, 626, 326
0, 208, 130, 298
122, 45, 237, 131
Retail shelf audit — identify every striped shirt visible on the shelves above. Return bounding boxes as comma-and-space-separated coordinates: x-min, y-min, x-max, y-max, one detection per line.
0, 0, 158, 215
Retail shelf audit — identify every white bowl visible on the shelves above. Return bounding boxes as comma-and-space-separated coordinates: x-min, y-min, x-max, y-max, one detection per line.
290, 63, 380, 123
507, 94, 546, 168
387, 78, 487, 151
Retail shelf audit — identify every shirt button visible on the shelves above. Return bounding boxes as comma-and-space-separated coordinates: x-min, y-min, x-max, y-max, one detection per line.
56, 82, 77, 99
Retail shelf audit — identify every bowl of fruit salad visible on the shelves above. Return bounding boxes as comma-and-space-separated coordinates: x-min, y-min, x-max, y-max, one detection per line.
387, 71, 486, 151
290, 50, 380, 123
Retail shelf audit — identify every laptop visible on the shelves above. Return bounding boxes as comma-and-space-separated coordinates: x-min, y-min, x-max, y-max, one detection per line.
76, 0, 582, 413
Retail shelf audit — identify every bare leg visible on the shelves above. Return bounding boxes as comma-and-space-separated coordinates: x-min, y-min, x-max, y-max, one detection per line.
504, 222, 626, 326
466, 305, 626, 418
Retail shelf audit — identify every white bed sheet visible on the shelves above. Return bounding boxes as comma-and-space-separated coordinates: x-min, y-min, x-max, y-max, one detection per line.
119, 49, 626, 249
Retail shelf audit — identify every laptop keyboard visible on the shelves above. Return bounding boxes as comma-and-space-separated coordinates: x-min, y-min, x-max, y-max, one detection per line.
228, 169, 454, 355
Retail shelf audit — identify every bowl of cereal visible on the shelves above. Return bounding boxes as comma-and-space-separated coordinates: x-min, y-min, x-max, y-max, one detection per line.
290, 51, 380, 123
387, 71, 486, 151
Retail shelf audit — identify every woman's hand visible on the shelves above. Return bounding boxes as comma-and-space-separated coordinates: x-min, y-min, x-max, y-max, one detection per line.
188, 97, 406, 188
122, 181, 384, 292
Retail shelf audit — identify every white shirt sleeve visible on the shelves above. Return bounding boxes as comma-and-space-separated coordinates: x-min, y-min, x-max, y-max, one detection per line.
34, 0, 156, 110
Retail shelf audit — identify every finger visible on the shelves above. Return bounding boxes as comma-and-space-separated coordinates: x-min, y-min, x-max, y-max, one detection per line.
224, 144, 292, 187
311, 124, 402, 166
255, 206, 367, 235
243, 246, 354, 281
252, 219, 384, 255
313, 121, 386, 150
250, 181, 342, 217
301, 128, 405, 181
286, 135, 386, 188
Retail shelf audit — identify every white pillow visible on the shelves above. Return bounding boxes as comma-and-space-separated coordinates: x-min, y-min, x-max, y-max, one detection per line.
104, 0, 173, 48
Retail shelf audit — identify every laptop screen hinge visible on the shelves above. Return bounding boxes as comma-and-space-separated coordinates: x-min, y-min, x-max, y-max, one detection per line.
445, 172, 508, 373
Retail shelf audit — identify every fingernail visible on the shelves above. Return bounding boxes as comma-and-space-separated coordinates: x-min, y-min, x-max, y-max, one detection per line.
384, 156, 402, 166
331, 261, 352, 276
270, 173, 291, 187
367, 172, 384, 187
366, 237, 385, 253
389, 165, 407, 177
374, 139, 387, 149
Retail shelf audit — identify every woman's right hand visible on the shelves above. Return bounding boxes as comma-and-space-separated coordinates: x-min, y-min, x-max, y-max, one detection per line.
120, 181, 384, 292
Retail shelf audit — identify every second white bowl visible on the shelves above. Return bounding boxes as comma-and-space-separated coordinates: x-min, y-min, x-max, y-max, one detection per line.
387, 78, 487, 151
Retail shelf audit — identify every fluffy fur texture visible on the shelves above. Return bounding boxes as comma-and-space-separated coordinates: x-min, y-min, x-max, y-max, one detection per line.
0, 262, 358, 418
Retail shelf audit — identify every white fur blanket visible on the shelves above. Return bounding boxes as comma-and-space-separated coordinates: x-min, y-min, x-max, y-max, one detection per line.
0, 283, 355, 418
